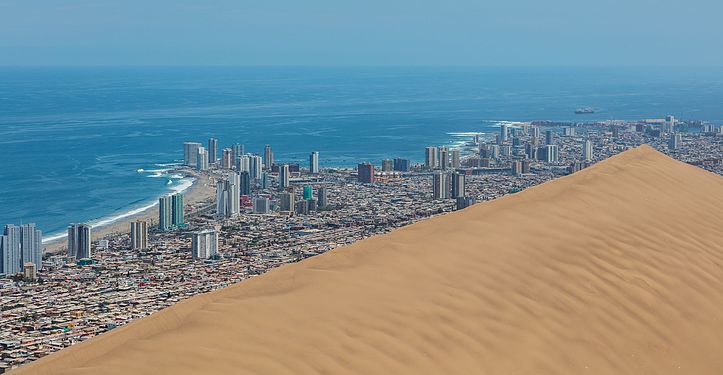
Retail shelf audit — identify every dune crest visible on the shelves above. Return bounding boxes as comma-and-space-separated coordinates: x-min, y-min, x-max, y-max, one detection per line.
14, 145, 723, 375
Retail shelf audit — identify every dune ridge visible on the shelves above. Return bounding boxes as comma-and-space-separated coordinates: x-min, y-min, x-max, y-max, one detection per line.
13, 145, 723, 375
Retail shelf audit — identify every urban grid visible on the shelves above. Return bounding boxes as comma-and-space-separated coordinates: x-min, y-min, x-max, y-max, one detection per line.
1, 116, 722, 372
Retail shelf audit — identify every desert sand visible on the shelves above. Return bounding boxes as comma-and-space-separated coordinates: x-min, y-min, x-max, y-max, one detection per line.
14, 145, 723, 375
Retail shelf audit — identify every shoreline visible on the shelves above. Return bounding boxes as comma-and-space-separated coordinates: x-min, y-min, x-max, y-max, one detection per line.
43, 171, 216, 254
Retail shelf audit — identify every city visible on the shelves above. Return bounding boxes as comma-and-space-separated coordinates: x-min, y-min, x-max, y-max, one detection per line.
1, 117, 721, 372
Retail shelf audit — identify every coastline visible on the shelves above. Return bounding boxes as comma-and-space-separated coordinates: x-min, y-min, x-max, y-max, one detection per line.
43, 171, 216, 254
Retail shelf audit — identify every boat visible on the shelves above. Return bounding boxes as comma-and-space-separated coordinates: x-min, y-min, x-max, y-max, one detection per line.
575, 107, 595, 114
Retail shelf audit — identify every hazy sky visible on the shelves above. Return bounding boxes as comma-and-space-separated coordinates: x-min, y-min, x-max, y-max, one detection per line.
1, 0, 721, 66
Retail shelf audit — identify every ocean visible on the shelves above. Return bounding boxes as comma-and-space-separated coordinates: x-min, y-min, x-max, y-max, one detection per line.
1, 66, 723, 241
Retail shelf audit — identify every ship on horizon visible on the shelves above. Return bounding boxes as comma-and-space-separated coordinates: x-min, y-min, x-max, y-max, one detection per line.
575, 107, 595, 114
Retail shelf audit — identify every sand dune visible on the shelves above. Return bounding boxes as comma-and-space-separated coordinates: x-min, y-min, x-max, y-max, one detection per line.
14, 145, 723, 375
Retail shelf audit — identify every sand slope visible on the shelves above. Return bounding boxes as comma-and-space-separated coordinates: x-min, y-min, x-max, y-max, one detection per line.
14, 145, 723, 375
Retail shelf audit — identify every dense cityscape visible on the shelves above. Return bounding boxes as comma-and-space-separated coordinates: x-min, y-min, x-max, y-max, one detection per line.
1, 117, 722, 373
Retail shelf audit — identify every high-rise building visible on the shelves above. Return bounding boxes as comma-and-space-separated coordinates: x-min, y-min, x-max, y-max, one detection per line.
511, 160, 523, 176
295, 200, 309, 215
310, 151, 320, 174
451, 172, 465, 198
563, 127, 576, 137
20, 224, 42, 270
130, 220, 148, 250
233, 144, 244, 162
191, 229, 218, 259
236, 154, 249, 173
221, 148, 234, 169
357, 163, 375, 183
249, 154, 263, 179
196, 147, 209, 171
183, 142, 202, 166
253, 197, 271, 214
208, 138, 218, 165
280, 191, 295, 211
159, 195, 172, 231
261, 172, 271, 189
1, 225, 21, 275
393, 158, 410, 172
456, 196, 476, 210
303, 185, 313, 200
216, 173, 241, 218
531, 126, 541, 138
450, 149, 461, 169
68, 223, 92, 259
279, 164, 290, 190
582, 140, 593, 161
425, 147, 438, 169
545, 144, 559, 163
669, 133, 682, 150
522, 159, 532, 174
433, 172, 451, 200
490, 145, 500, 160
172, 193, 185, 228
525, 144, 538, 160
239, 171, 251, 196
439, 147, 449, 170
264, 145, 274, 170
381, 159, 393, 172
545, 130, 554, 145
317, 187, 328, 208
500, 124, 509, 143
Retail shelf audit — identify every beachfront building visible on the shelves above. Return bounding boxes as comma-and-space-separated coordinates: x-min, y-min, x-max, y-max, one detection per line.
196, 147, 209, 171
183, 142, 202, 166
191, 229, 218, 259
130, 220, 148, 250
310, 151, 319, 174
1, 224, 42, 274
208, 138, 218, 165
393, 158, 410, 172
425, 146, 438, 169
68, 223, 92, 259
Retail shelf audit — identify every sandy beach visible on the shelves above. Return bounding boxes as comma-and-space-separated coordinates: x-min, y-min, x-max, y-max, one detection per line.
43, 171, 216, 253
15, 145, 723, 375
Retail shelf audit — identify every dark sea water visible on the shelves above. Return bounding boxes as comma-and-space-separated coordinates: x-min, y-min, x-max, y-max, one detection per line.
1, 66, 722, 241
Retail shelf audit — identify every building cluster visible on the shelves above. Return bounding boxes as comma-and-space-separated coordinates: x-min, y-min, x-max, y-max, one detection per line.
1, 116, 721, 372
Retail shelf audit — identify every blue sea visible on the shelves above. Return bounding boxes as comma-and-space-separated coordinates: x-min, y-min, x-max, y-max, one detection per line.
1, 66, 723, 241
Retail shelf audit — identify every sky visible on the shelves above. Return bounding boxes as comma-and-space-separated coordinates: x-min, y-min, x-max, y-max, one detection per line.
0, 0, 721, 66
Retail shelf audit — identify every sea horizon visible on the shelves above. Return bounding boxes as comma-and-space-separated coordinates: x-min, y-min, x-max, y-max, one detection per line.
2, 66, 723, 240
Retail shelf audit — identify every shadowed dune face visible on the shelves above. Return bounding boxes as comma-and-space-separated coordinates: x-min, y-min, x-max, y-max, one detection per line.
13, 145, 723, 375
